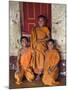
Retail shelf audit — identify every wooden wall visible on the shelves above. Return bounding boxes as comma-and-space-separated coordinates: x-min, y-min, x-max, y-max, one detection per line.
19, 2, 51, 34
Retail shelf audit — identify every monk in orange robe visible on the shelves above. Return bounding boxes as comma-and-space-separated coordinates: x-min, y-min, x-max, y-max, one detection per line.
15, 37, 34, 85
42, 39, 60, 86
30, 15, 50, 80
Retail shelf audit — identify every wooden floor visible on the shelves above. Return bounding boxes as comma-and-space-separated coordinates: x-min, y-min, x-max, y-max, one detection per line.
9, 70, 66, 89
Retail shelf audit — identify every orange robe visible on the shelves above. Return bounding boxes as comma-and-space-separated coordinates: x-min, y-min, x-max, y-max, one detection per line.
31, 26, 50, 74
15, 47, 34, 84
20, 47, 32, 69
42, 49, 60, 86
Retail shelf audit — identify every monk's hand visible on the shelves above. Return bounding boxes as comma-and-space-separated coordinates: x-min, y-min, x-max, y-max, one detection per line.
40, 69, 44, 74
32, 49, 34, 53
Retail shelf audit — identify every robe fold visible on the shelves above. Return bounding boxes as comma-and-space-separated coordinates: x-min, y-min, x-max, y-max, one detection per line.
42, 49, 60, 86
15, 47, 34, 84
30, 26, 50, 74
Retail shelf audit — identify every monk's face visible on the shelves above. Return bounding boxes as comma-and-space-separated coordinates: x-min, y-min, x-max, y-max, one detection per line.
21, 38, 27, 47
47, 42, 54, 50
38, 18, 45, 27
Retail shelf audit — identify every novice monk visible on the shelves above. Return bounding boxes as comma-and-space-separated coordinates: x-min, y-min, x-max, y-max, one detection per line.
15, 36, 34, 85
30, 15, 50, 80
42, 39, 60, 86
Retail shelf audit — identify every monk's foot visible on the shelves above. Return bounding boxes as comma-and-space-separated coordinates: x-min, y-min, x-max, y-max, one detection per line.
47, 82, 60, 86
53, 81, 60, 86
27, 78, 32, 82
16, 81, 23, 85
28, 79, 33, 82
35, 75, 40, 80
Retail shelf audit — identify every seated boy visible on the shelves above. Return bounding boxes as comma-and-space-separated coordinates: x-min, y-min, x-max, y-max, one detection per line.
42, 39, 60, 86
15, 36, 34, 85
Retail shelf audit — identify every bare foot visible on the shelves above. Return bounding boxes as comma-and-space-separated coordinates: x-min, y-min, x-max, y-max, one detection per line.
16, 81, 23, 85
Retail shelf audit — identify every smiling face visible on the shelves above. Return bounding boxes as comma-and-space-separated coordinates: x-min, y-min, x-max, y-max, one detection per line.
38, 17, 45, 27
21, 38, 27, 47
47, 41, 54, 50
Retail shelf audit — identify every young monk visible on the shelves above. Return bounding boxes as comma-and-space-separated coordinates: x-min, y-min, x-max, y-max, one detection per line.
42, 39, 60, 86
30, 15, 50, 80
15, 36, 34, 85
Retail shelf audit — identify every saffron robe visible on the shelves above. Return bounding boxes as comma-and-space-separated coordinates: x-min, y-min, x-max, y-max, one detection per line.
42, 49, 60, 86
15, 47, 34, 84
31, 26, 50, 74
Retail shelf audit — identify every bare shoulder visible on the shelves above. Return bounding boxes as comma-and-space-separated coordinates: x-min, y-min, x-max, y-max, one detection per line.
18, 48, 22, 54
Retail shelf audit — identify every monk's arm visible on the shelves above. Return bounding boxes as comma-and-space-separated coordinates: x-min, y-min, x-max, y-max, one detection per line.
16, 50, 21, 71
